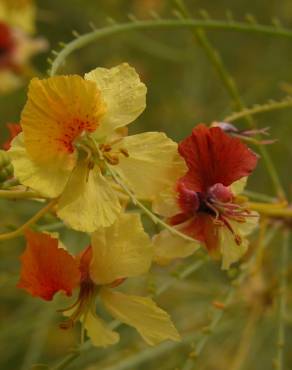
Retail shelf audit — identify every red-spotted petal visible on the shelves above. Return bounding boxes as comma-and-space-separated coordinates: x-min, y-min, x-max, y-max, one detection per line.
178, 124, 258, 192
17, 230, 81, 301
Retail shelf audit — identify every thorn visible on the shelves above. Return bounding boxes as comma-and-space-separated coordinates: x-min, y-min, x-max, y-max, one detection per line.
47, 57, 53, 65
225, 9, 234, 22
199, 9, 210, 20
245, 13, 257, 24
128, 13, 138, 22
51, 50, 58, 56
172, 9, 184, 19
106, 17, 116, 25
271, 17, 282, 27
58, 41, 66, 47
149, 10, 160, 19
72, 30, 80, 38
89, 21, 96, 30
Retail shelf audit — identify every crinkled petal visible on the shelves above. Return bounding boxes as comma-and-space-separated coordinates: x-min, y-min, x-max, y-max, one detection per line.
178, 124, 258, 192
113, 132, 186, 200
85, 63, 146, 138
153, 229, 200, 265
17, 230, 80, 301
101, 288, 180, 345
219, 212, 259, 270
9, 133, 71, 197
90, 213, 152, 285
21, 75, 105, 165
57, 161, 121, 232
84, 309, 119, 348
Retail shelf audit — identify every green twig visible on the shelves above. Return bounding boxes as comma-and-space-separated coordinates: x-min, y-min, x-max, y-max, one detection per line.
50, 19, 292, 76
181, 224, 279, 369
224, 96, 292, 122
273, 231, 289, 370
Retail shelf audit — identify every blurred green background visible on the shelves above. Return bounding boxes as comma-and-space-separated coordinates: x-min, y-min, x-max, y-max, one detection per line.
0, 0, 292, 369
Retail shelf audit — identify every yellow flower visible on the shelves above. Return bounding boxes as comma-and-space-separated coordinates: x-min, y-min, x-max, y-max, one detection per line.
9, 64, 184, 232
18, 214, 181, 347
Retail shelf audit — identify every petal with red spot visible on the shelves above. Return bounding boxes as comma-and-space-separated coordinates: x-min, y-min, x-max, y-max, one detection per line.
17, 230, 81, 301
178, 124, 258, 192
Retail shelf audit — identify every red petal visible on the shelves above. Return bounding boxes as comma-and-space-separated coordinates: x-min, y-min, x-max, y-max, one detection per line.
178, 124, 258, 192
3, 123, 22, 150
17, 230, 81, 301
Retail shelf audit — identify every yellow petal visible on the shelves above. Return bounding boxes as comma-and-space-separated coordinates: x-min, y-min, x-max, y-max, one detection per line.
0, 0, 36, 33
153, 229, 200, 265
84, 309, 119, 348
85, 63, 146, 138
9, 133, 70, 197
90, 213, 153, 285
219, 212, 259, 270
21, 75, 105, 166
230, 177, 247, 196
57, 161, 121, 232
0, 70, 22, 94
113, 132, 186, 200
101, 288, 181, 345
152, 186, 180, 218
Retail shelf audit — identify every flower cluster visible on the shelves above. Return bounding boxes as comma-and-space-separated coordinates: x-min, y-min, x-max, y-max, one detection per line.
0, 0, 47, 94
9, 62, 259, 347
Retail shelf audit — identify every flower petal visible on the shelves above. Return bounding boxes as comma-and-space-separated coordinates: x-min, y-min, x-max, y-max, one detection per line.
113, 132, 186, 200
85, 63, 146, 138
153, 229, 200, 265
0, 0, 36, 33
9, 133, 71, 197
230, 177, 247, 196
21, 75, 105, 165
101, 288, 180, 345
57, 161, 121, 232
152, 186, 181, 217
17, 230, 80, 301
84, 309, 119, 348
90, 213, 152, 285
219, 212, 259, 270
178, 124, 258, 192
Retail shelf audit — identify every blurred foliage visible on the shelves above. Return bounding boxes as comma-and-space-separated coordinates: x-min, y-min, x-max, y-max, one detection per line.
0, 0, 292, 369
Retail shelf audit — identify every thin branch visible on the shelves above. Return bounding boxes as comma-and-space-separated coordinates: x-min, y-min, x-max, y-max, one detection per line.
0, 199, 57, 241
224, 97, 292, 122
274, 231, 289, 370
50, 19, 292, 76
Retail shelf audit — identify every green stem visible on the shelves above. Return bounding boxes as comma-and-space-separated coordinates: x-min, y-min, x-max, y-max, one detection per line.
106, 163, 198, 243
0, 199, 57, 241
243, 190, 276, 203
274, 231, 289, 370
181, 224, 278, 369
224, 97, 292, 122
50, 19, 292, 76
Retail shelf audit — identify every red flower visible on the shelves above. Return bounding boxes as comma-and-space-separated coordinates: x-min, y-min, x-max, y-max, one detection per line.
18, 230, 81, 301
3, 123, 22, 150
0, 22, 15, 69
171, 124, 258, 253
